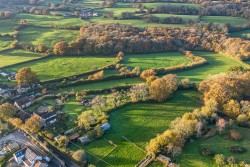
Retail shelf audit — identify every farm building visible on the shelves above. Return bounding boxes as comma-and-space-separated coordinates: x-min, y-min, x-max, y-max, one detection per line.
0, 72, 8, 78
79, 135, 91, 144
34, 111, 58, 127
69, 133, 79, 141
101, 123, 111, 131
0, 85, 10, 95
14, 96, 31, 109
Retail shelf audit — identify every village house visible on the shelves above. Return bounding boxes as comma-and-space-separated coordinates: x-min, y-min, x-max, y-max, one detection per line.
0, 72, 8, 78
13, 146, 48, 167
0, 85, 10, 95
34, 111, 58, 127
17, 84, 31, 94
14, 96, 32, 109
78, 135, 91, 144
17, 110, 31, 123
101, 123, 111, 132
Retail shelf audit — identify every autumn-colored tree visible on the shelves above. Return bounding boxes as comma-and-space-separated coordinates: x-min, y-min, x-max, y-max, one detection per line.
0, 103, 15, 119
149, 74, 178, 102
214, 154, 225, 167
146, 76, 158, 85
24, 115, 42, 133
116, 51, 124, 61
88, 70, 104, 80
129, 84, 149, 102
53, 41, 69, 55
15, 67, 38, 85
216, 118, 226, 134
72, 150, 85, 162
91, 96, 107, 112
9, 118, 22, 128
140, 69, 156, 79
76, 91, 87, 101
57, 135, 68, 148
37, 44, 48, 53
131, 66, 140, 76
222, 100, 241, 118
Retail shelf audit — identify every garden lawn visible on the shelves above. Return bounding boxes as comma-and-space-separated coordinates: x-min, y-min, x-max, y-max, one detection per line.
5, 56, 116, 81
18, 26, 79, 48
124, 52, 191, 71
0, 36, 13, 51
88, 17, 186, 28
83, 90, 200, 166
201, 16, 248, 26
15, 14, 85, 27
230, 30, 250, 40
175, 52, 245, 82
0, 19, 18, 35
179, 126, 250, 166
0, 49, 42, 68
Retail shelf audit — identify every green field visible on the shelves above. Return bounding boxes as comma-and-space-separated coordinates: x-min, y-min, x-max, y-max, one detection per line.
141, 2, 201, 8
0, 49, 42, 68
5, 56, 116, 81
175, 52, 245, 82
18, 26, 79, 47
81, 90, 200, 166
124, 52, 191, 71
89, 17, 186, 28
179, 126, 250, 166
57, 77, 143, 93
201, 16, 248, 26
0, 19, 18, 35
0, 36, 13, 51
15, 14, 85, 27
151, 14, 199, 21
230, 30, 250, 40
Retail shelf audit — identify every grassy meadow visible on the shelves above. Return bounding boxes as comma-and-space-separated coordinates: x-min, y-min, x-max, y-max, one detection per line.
179, 126, 250, 166
140, 2, 201, 8
15, 14, 85, 27
5, 56, 116, 81
0, 49, 42, 68
0, 36, 13, 51
151, 14, 199, 21
18, 26, 79, 47
124, 52, 191, 71
175, 52, 245, 82
230, 30, 250, 40
200, 16, 248, 26
0, 19, 18, 35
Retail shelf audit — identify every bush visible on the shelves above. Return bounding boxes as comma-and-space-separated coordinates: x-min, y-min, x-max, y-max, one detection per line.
201, 148, 214, 156
229, 129, 242, 141
229, 146, 246, 153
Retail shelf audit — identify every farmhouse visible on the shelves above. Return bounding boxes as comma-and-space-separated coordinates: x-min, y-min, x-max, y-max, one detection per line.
34, 111, 58, 127
13, 146, 47, 167
101, 123, 111, 131
14, 96, 32, 109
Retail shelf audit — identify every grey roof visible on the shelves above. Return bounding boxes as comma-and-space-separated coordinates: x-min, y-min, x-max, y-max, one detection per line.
25, 147, 38, 162
15, 96, 31, 106
36, 111, 57, 120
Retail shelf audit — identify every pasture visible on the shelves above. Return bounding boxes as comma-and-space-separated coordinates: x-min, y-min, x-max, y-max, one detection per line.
15, 14, 85, 27
200, 16, 248, 26
124, 52, 191, 71
0, 36, 12, 51
179, 126, 250, 166
18, 26, 79, 48
0, 19, 18, 35
175, 52, 245, 82
80, 90, 200, 166
141, 2, 201, 9
5, 56, 116, 81
151, 14, 199, 21
0, 49, 42, 68
230, 30, 250, 40
89, 17, 186, 28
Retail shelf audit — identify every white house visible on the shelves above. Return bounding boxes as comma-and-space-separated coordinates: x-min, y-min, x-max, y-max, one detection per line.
14, 146, 45, 167
14, 96, 32, 109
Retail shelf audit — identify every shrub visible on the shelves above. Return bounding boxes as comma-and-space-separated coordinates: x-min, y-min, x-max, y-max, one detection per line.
229, 129, 242, 141
229, 146, 246, 153
201, 148, 214, 156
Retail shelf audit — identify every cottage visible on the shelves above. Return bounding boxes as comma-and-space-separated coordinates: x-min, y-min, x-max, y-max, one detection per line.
78, 135, 90, 144
13, 146, 45, 167
14, 96, 31, 109
101, 123, 111, 131
34, 111, 58, 127
17, 84, 31, 94
7, 142, 19, 152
